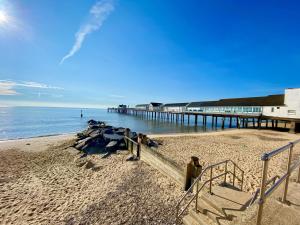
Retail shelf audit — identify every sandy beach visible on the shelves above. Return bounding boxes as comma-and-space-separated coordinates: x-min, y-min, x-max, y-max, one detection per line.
1, 129, 300, 225
0, 135, 182, 225
151, 129, 300, 194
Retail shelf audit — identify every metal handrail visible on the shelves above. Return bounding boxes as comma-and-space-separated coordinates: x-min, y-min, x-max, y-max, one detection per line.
175, 159, 244, 222
256, 138, 300, 225
248, 175, 280, 208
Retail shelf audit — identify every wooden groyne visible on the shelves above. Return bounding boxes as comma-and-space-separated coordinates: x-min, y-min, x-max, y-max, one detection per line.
107, 108, 288, 130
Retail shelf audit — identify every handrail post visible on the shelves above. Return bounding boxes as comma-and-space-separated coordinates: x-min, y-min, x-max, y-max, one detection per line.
224, 160, 228, 185
256, 154, 269, 225
209, 167, 213, 194
282, 143, 293, 203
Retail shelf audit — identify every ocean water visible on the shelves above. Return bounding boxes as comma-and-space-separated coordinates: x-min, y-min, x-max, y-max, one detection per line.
0, 107, 226, 140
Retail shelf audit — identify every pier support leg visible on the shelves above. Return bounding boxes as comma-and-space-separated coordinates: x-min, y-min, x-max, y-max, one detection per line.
221, 117, 225, 129
229, 117, 232, 128
195, 115, 198, 126
188, 114, 190, 125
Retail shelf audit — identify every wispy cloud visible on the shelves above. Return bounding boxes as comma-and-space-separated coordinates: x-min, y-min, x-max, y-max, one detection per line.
60, 0, 115, 64
0, 80, 63, 96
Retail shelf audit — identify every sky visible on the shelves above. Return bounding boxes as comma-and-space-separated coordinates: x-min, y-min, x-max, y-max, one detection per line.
0, 0, 300, 108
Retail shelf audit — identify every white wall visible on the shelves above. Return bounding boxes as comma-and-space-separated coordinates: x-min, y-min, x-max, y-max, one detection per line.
262, 88, 300, 119
163, 106, 185, 112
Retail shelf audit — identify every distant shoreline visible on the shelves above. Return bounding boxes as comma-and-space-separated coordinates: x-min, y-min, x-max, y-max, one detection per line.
0, 132, 77, 142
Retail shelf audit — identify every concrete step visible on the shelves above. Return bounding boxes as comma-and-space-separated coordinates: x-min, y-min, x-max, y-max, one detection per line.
190, 209, 216, 225
201, 185, 252, 212
197, 198, 227, 224
183, 213, 204, 225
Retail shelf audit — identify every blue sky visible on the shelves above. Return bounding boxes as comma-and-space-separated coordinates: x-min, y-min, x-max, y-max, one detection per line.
0, 0, 300, 108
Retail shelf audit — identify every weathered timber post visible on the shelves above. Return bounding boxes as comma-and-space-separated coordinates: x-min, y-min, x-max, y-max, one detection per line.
184, 156, 202, 191
137, 133, 142, 159
253, 118, 255, 128
195, 115, 198, 126
266, 119, 268, 128
289, 122, 296, 133
212, 116, 214, 127
125, 128, 130, 150
188, 114, 190, 125
272, 120, 275, 128
215, 117, 218, 127
275, 120, 278, 128
229, 117, 232, 128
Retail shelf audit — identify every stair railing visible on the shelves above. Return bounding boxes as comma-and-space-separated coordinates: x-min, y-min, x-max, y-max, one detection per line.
175, 159, 244, 224
256, 138, 300, 225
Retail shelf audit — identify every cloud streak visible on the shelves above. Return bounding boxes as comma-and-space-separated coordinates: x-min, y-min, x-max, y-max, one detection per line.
60, 0, 115, 64
0, 80, 63, 96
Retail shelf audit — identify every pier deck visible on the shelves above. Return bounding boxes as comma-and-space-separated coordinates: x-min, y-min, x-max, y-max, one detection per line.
107, 108, 299, 132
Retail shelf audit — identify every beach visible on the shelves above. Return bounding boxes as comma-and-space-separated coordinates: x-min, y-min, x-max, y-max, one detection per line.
1, 129, 300, 224
0, 134, 182, 225
150, 129, 300, 193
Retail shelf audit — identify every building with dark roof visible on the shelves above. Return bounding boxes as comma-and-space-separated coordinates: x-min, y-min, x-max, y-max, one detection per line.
163, 103, 189, 112
149, 102, 163, 111
186, 94, 285, 115
135, 104, 149, 110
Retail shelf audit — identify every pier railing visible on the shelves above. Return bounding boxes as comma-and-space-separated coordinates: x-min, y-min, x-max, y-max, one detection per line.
255, 138, 300, 225
175, 159, 244, 223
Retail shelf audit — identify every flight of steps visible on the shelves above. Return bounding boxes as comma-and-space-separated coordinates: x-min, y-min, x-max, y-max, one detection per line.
183, 185, 252, 225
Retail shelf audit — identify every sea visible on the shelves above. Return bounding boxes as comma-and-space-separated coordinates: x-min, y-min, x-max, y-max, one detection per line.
0, 107, 225, 140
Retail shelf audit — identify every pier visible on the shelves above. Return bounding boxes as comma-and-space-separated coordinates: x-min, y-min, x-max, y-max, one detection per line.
107, 107, 293, 130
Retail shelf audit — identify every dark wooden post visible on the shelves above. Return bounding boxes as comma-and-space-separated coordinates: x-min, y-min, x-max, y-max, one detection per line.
266, 119, 268, 128
188, 114, 190, 125
195, 114, 198, 126
229, 117, 232, 128
212, 116, 214, 127
272, 120, 275, 128
253, 118, 255, 128
125, 128, 130, 150
215, 117, 218, 127
137, 133, 142, 158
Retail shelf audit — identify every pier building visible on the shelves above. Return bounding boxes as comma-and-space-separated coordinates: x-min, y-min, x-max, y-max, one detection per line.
108, 88, 300, 133
163, 103, 189, 112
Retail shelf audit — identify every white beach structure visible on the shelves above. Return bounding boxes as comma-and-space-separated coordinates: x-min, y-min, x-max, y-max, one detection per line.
186, 88, 300, 120
163, 103, 189, 112
262, 88, 300, 119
